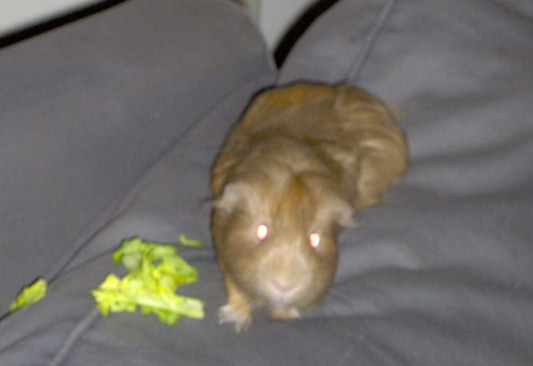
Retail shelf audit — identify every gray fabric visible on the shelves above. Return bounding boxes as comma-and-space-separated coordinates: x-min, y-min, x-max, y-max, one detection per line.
1, 0, 533, 365
0, 0, 272, 314
0, 73, 275, 365
280, 0, 533, 364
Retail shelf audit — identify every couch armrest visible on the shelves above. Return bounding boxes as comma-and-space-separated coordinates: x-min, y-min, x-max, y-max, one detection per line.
0, 0, 273, 314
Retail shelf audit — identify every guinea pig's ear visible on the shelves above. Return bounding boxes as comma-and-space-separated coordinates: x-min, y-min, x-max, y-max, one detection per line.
333, 199, 357, 228
212, 183, 244, 212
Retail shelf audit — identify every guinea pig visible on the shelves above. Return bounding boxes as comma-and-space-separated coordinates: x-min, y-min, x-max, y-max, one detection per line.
210, 82, 407, 331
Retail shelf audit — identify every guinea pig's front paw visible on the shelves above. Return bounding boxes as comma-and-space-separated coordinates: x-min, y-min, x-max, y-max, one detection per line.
218, 304, 252, 332
269, 307, 301, 321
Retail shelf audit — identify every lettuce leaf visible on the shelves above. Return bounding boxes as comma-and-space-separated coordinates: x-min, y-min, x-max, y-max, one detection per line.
178, 234, 203, 248
9, 278, 47, 312
92, 237, 204, 325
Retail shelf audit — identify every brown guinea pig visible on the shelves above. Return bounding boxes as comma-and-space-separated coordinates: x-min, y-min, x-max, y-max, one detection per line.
210, 82, 407, 331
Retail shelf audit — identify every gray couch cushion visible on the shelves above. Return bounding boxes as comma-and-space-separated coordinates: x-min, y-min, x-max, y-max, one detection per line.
0, 0, 273, 314
279, 0, 533, 365
0, 73, 274, 365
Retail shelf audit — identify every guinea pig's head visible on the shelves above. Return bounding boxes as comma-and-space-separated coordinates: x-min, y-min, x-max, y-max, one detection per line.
212, 172, 355, 310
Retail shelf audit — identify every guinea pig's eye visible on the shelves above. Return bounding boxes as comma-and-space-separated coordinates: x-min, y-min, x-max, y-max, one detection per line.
309, 232, 320, 248
256, 224, 269, 242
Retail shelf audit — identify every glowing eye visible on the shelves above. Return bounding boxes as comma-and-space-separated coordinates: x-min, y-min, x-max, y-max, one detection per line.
309, 232, 320, 248
256, 224, 269, 241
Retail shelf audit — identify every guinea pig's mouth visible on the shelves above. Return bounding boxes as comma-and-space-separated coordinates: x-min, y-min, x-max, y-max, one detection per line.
263, 278, 307, 307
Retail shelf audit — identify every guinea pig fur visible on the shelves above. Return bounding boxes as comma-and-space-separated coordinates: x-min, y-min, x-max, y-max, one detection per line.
210, 82, 407, 331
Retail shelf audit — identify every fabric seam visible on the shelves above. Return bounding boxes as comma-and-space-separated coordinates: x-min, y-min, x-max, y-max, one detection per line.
345, 0, 399, 83
48, 308, 101, 366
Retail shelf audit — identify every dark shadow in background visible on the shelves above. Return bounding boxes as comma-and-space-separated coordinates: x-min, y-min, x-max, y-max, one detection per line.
274, 0, 340, 67
0, 0, 337, 64
0, 0, 127, 50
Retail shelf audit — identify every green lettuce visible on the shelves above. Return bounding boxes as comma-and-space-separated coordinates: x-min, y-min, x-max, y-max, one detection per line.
178, 234, 203, 248
92, 237, 204, 325
9, 278, 47, 312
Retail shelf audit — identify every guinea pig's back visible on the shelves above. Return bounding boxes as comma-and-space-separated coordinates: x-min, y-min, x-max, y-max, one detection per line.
212, 82, 407, 206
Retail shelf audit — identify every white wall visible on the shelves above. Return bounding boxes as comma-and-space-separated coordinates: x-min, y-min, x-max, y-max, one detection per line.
257, 0, 316, 49
0, 0, 103, 36
242, 0, 316, 49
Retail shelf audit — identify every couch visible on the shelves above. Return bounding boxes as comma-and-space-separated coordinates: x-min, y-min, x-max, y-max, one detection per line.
1, 0, 532, 364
